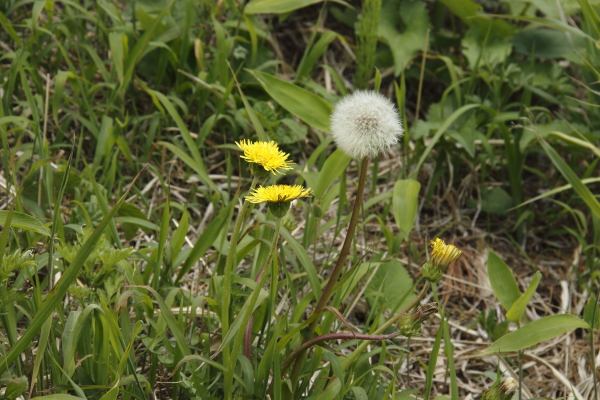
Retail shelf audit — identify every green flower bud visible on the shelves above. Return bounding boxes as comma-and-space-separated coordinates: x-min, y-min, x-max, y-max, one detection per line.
268, 201, 291, 219
398, 302, 439, 337
422, 238, 463, 283
481, 377, 517, 400
282, 210, 297, 231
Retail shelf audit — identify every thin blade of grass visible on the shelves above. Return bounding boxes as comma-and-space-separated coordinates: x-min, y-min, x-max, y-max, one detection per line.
539, 137, 600, 218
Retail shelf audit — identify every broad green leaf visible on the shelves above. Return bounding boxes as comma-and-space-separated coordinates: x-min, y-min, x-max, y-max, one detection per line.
30, 396, 83, 400
378, 0, 431, 76
479, 186, 513, 215
313, 149, 351, 200
481, 314, 590, 355
247, 69, 333, 132
108, 32, 125, 85
315, 377, 341, 400
392, 179, 420, 241
506, 271, 542, 322
365, 260, 415, 312
539, 138, 600, 219
0, 211, 50, 236
487, 251, 521, 312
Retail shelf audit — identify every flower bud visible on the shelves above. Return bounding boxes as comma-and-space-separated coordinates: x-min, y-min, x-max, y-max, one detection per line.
422, 238, 462, 283
481, 377, 517, 400
397, 302, 439, 337
281, 210, 297, 231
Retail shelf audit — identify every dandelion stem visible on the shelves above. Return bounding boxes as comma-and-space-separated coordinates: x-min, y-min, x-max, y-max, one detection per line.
224, 218, 282, 400
281, 331, 400, 372
311, 157, 369, 328
289, 157, 369, 387
221, 176, 259, 373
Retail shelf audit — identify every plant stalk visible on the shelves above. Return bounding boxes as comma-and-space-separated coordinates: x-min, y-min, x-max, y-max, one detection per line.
224, 218, 282, 400
221, 176, 258, 364
311, 157, 369, 328
289, 157, 368, 386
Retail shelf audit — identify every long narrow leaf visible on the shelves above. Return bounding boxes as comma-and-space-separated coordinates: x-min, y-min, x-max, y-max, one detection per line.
539, 138, 600, 218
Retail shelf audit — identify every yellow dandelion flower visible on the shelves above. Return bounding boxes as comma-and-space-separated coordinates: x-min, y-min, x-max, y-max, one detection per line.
429, 238, 462, 269
236, 140, 294, 175
246, 185, 312, 218
245, 185, 312, 204
422, 238, 462, 283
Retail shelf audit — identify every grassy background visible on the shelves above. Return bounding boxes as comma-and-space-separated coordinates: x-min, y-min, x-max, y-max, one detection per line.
0, 0, 599, 399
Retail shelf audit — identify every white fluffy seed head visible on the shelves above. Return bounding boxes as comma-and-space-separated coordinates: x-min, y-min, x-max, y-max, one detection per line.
330, 90, 403, 159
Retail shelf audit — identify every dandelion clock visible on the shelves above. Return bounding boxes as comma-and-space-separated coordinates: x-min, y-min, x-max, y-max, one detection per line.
330, 90, 404, 160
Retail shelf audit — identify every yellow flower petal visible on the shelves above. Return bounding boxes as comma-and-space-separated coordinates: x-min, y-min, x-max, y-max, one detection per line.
245, 185, 312, 204
429, 238, 462, 269
235, 140, 294, 175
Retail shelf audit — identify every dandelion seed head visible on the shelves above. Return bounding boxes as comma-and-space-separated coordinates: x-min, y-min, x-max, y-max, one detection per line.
330, 91, 403, 159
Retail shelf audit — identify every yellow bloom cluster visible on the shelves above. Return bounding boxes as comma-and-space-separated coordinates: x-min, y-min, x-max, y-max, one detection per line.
245, 185, 312, 204
236, 140, 294, 175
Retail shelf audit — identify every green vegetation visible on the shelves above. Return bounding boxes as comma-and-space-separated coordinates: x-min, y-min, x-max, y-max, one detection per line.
0, 0, 599, 398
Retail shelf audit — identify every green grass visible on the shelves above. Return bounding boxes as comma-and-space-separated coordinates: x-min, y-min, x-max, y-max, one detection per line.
0, 0, 599, 399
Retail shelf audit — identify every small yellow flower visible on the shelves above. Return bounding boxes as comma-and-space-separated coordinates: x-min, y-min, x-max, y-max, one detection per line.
429, 238, 462, 269
236, 140, 294, 175
421, 238, 462, 283
245, 185, 312, 204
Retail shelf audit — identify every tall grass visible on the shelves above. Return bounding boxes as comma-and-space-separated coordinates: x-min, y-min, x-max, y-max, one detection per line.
0, 0, 599, 399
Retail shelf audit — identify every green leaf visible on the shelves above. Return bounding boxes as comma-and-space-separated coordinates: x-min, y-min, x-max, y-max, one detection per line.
480, 186, 513, 216
280, 226, 322, 299
313, 149, 351, 200
539, 138, 600, 219
315, 377, 341, 400
487, 251, 521, 312
392, 179, 420, 241
176, 200, 235, 282
247, 69, 333, 132
365, 260, 415, 312
378, 0, 431, 76
410, 104, 479, 179
0, 171, 143, 376
296, 30, 339, 80
506, 271, 542, 322
583, 294, 600, 331
30, 396, 84, 400
481, 314, 590, 355
245, 0, 344, 14
0, 211, 50, 236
